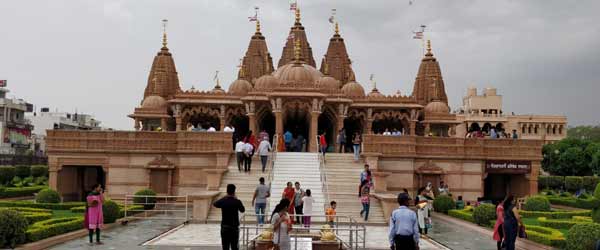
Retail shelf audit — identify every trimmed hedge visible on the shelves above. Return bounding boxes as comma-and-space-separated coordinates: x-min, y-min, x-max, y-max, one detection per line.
0, 209, 28, 248
565, 176, 584, 192
538, 176, 565, 190
537, 217, 586, 230
473, 204, 496, 226
526, 225, 566, 248
26, 217, 83, 242
70, 204, 145, 216
433, 195, 455, 214
15, 165, 31, 178
546, 195, 600, 209
520, 209, 591, 219
30, 165, 48, 178
0, 165, 16, 185
448, 209, 475, 223
565, 223, 600, 250
0, 186, 46, 198
523, 196, 551, 211
35, 188, 61, 203
593, 208, 600, 223
134, 189, 157, 210
582, 176, 600, 191
0, 201, 85, 210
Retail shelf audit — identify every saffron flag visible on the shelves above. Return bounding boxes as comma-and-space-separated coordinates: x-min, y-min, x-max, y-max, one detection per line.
290, 2, 297, 11
248, 15, 257, 22
413, 31, 423, 39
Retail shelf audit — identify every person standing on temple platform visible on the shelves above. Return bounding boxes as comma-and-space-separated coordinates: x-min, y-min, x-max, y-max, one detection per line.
337, 129, 346, 153
223, 124, 234, 132
319, 131, 327, 157
512, 129, 519, 139
213, 184, 245, 250
389, 193, 420, 250
243, 141, 254, 172
235, 139, 245, 172
352, 132, 362, 162
277, 133, 286, 152
383, 128, 392, 135
257, 138, 272, 173
360, 164, 373, 188
416, 187, 432, 236
284, 130, 293, 152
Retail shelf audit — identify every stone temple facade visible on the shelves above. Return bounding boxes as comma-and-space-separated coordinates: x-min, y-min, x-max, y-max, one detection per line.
46, 9, 566, 205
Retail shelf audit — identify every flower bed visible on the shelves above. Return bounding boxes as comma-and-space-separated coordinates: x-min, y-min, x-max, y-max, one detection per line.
0, 186, 46, 198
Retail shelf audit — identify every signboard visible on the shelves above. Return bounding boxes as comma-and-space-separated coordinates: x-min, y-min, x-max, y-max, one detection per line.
485, 160, 531, 174
0, 80, 6, 87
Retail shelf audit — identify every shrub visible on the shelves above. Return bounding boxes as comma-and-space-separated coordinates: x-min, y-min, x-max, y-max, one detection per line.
539, 176, 565, 190
582, 176, 600, 192
524, 196, 551, 212
537, 217, 585, 229
565, 176, 584, 192
34, 176, 48, 186
433, 195, 455, 214
0, 166, 16, 185
594, 183, 600, 199
103, 200, 120, 224
473, 204, 496, 226
0, 207, 53, 224
15, 165, 31, 178
560, 191, 572, 197
592, 208, 600, 223
134, 189, 157, 210
26, 217, 83, 242
0, 201, 84, 210
35, 188, 61, 204
30, 165, 48, 177
448, 209, 475, 223
565, 223, 600, 250
526, 225, 566, 248
520, 210, 591, 219
547, 196, 600, 209
0, 209, 28, 248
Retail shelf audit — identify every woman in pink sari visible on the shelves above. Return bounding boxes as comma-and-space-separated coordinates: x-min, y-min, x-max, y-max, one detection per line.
493, 196, 507, 250
85, 184, 104, 245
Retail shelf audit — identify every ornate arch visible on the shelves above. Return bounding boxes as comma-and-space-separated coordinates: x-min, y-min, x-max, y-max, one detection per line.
225, 106, 246, 123
372, 110, 410, 121
181, 106, 221, 119
347, 109, 367, 119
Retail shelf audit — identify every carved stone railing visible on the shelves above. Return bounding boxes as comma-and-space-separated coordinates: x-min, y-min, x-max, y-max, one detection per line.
46, 130, 232, 153
362, 135, 543, 160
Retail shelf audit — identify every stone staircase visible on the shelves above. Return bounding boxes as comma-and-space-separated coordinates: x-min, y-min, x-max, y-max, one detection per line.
269, 152, 326, 222
207, 154, 271, 223
323, 153, 387, 225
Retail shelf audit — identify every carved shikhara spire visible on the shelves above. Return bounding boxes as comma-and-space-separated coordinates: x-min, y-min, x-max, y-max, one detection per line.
294, 38, 302, 62
320, 21, 355, 85
143, 19, 181, 99
278, 7, 316, 67
411, 40, 448, 105
239, 17, 274, 83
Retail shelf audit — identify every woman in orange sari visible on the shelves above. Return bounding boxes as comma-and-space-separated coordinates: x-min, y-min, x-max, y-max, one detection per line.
282, 182, 295, 223
277, 133, 286, 152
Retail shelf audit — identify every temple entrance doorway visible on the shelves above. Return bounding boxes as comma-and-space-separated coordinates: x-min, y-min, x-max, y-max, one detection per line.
57, 166, 105, 202
150, 169, 170, 195
229, 115, 249, 140
484, 174, 511, 203
343, 117, 363, 152
318, 108, 336, 152
257, 109, 275, 142
418, 174, 441, 196
284, 110, 310, 152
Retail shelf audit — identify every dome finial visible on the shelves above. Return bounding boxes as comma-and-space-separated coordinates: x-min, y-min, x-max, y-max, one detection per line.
335, 22, 340, 35
324, 60, 330, 75
295, 8, 301, 23
215, 70, 221, 88
161, 19, 168, 48
294, 38, 301, 62
426, 40, 432, 54
238, 59, 246, 78
256, 19, 261, 33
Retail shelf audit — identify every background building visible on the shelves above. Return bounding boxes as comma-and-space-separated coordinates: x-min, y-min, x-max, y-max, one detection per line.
0, 86, 34, 155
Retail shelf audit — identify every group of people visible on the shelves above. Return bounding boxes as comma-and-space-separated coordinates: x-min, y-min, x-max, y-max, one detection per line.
378, 128, 405, 136
466, 128, 519, 139
336, 129, 363, 162
283, 130, 307, 152
234, 130, 272, 173
493, 195, 524, 250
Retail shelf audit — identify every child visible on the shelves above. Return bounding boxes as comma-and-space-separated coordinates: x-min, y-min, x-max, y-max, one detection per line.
359, 180, 370, 221
301, 189, 314, 228
456, 196, 465, 210
325, 201, 337, 227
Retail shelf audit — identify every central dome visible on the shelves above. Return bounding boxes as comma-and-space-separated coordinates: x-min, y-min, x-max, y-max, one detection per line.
141, 95, 167, 109
274, 63, 323, 84
424, 100, 450, 113
228, 79, 253, 96
341, 81, 365, 97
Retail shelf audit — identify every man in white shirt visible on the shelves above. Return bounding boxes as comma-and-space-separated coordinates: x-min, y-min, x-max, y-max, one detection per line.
235, 140, 245, 171
223, 125, 234, 132
383, 129, 392, 136
207, 126, 216, 132
257, 139, 272, 173
243, 142, 254, 172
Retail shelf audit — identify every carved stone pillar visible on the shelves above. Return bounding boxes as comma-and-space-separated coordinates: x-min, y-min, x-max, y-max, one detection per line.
309, 112, 319, 152
219, 116, 226, 131
175, 117, 182, 131
425, 123, 431, 135
366, 119, 373, 134
410, 121, 417, 135
335, 104, 346, 152
160, 118, 167, 131
248, 114, 257, 135
275, 111, 283, 136
134, 118, 140, 131
173, 104, 182, 131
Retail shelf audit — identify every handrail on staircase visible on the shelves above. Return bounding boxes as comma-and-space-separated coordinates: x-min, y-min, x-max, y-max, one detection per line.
265, 134, 278, 214
316, 135, 330, 213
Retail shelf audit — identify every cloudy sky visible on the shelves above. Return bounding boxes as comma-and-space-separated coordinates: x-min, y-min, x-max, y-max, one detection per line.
1, 0, 598, 129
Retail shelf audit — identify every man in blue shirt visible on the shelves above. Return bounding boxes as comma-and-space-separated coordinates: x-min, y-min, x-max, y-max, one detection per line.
389, 193, 420, 250
284, 130, 293, 151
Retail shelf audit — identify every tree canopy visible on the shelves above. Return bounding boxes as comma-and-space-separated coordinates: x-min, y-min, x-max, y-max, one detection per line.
542, 137, 600, 176
568, 125, 600, 143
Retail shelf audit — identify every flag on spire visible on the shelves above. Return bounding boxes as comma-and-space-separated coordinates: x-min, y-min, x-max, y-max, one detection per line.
328, 8, 336, 23
413, 25, 426, 39
248, 6, 259, 22
213, 70, 219, 81
290, 1, 297, 11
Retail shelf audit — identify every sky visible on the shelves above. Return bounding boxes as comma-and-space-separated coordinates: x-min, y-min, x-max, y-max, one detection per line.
1, 0, 599, 130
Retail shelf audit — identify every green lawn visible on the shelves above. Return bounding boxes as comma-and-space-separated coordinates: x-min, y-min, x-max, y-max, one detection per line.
521, 217, 570, 235
52, 209, 82, 219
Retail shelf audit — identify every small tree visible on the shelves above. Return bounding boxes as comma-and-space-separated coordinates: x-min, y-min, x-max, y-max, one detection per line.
0, 210, 28, 248
523, 196, 551, 212
432, 195, 455, 214
103, 200, 120, 224
133, 189, 157, 210
473, 204, 496, 226
36, 188, 61, 203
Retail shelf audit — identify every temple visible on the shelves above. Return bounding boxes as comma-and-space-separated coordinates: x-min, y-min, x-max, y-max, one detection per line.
46, 9, 566, 212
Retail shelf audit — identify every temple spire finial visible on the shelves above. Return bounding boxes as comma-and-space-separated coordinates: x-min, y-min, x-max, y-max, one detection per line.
295, 8, 301, 23
294, 38, 301, 62
323, 58, 329, 75
426, 40, 432, 55
256, 19, 261, 33
335, 22, 340, 35
161, 19, 168, 48
215, 70, 221, 88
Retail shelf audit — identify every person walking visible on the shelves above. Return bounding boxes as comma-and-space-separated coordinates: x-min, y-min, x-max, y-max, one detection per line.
284, 130, 293, 152
271, 199, 292, 250
359, 179, 370, 221
319, 131, 327, 157
293, 182, 305, 224
325, 201, 337, 227
213, 184, 245, 250
235, 139, 245, 172
301, 189, 314, 228
360, 164, 372, 188
503, 195, 523, 250
252, 177, 271, 225
85, 184, 104, 245
388, 193, 420, 250
243, 141, 254, 172
352, 132, 362, 162
337, 129, 346, 153
257, 139, 272, 173
416, 187, 432, 236
493, 197, 507, 250
282, 182, 296, 223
